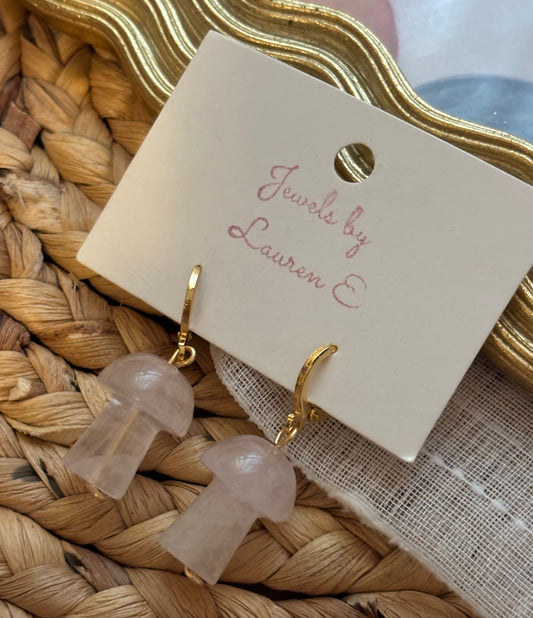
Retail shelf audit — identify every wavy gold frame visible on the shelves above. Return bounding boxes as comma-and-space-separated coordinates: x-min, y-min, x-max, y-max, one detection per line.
23, 0, 533, 392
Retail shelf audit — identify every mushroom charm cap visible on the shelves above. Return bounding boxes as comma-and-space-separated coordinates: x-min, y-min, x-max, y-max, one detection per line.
98, 352, 194, 436
201, 434, 296, 521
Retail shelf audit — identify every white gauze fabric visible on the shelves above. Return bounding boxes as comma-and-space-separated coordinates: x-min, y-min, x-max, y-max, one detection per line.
211, 347, 533, 618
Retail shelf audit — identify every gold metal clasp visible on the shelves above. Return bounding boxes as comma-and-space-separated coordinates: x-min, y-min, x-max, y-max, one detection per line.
169, 265, 202, 368
275, 343, 337, 448
184, 565, 205, 586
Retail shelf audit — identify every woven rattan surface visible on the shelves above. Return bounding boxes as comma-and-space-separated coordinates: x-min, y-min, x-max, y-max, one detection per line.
0, 2, 476, 616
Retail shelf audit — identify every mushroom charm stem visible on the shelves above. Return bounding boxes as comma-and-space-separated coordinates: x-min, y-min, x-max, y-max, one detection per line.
161, 476, 258, 585
64, 399, 159, 499
160, 434, 296, 584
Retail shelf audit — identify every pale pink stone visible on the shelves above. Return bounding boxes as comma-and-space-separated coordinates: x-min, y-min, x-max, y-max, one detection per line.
64, 352, 194, 499
160, 435, 296, 584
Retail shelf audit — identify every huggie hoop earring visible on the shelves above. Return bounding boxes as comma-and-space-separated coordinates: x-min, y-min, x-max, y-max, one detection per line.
275, 343, 337, 448
169, 264, 202, 368
160, 342, 337, 585
63, 265, 202, 500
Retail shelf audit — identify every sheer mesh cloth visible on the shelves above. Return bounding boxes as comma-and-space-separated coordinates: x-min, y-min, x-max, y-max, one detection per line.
212, 348, 533, 618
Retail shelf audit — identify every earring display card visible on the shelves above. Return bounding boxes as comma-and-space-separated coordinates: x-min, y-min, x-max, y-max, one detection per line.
79, 32, 533, 461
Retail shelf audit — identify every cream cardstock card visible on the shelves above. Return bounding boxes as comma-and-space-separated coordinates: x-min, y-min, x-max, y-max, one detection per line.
79, 31, 533, 461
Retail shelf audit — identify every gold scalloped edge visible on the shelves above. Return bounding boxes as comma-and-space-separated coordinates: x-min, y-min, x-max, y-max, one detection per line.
22, 0, 533, 392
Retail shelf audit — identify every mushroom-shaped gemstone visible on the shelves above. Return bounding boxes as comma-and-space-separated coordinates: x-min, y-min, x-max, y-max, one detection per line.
160, 434, 296, 584
63, 352, 194, 499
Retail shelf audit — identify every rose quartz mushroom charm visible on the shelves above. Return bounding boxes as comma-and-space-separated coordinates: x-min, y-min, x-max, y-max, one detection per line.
160, 434, 296, 584
64, 265, 202, 500
63, 352, 194, 499
160, 343, 337, 585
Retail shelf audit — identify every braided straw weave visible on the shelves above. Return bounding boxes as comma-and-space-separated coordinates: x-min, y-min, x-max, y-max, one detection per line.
0, 2, 477, 616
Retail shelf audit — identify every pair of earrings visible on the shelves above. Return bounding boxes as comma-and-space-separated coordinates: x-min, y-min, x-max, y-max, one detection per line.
63, 265, 337, 585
